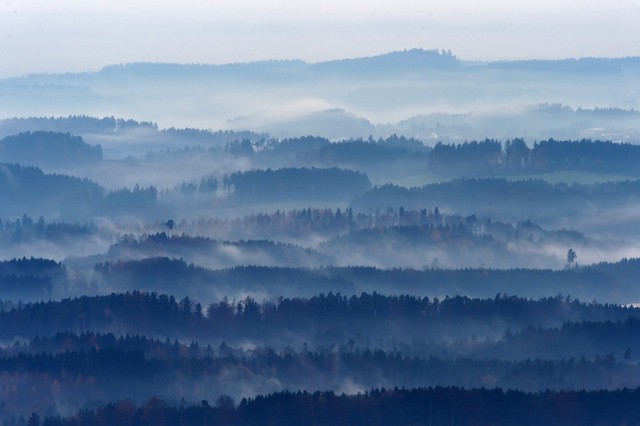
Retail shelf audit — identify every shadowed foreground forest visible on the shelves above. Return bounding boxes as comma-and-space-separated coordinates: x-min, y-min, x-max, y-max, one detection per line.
33, 387, 640, 426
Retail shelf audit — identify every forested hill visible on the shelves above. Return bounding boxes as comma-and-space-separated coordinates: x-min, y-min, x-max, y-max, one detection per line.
0, 163, 157, 218
41, 387, 640, 426
3, 49, 639, 138
1, 291, 634, 341
224, 167, 371, 202
11, 50, 640, 82
490, 56, 640, 72
428, 138, 640, 177
91, 49, 462, 78
0, 258, 63, 302
3, 291, 640, 420
0, 131, 102, 167
353, 178, 640, 218
0, 116, 267, 147
90, 257, 640, 304
0, 163, 103, 217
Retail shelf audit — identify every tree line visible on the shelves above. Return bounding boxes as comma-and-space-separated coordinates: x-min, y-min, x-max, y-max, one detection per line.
222, 167, 371, 202
353, 177, 640, 219
93, 257, 640, 304
0, 163, 158, 218
1, 291, 636, 341
32, 386, 640, 426
429, 138, 640, 176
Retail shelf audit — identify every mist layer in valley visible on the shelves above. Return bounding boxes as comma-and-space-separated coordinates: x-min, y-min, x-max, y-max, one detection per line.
1, 50, 639, 142
2, 50, 640, 421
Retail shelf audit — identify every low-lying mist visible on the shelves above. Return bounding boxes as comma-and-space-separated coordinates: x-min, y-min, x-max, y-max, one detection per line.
2, 50, 640, 422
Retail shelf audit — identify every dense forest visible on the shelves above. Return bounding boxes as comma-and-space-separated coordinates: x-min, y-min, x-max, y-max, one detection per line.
1, 291, 640, 419
28, 387, 640, 426
1, 94, 640, 422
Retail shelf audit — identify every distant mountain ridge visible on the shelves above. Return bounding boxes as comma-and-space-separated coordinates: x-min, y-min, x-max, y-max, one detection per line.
2, 49, 639, 138
490, 56, 640, 73
6, 49, 640, 80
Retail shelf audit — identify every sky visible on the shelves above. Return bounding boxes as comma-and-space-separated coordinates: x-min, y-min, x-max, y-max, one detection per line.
1, 0, 639, 78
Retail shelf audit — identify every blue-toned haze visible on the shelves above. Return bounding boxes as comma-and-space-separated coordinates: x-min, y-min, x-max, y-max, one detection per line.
1, 0, 638, 78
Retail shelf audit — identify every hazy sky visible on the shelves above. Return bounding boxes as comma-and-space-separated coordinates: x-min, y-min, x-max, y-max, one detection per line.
1, 0, 639, 78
